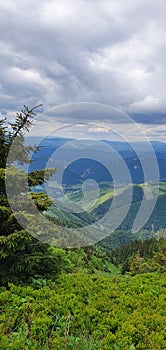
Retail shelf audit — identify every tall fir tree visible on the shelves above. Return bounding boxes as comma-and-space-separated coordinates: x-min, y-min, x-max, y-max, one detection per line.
0, 105, 67, 285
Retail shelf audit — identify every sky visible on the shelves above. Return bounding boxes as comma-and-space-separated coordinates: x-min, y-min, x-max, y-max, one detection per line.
0, 0, 166, 140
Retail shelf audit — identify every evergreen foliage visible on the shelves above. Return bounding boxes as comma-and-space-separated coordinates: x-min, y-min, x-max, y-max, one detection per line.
0, 106, 64, 285
111, 235, 166, 275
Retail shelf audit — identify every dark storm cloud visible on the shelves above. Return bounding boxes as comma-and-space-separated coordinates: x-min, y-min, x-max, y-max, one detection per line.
0, 0, 166, 126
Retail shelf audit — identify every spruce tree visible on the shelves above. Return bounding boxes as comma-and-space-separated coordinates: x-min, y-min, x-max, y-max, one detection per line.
0, 106, 66, 285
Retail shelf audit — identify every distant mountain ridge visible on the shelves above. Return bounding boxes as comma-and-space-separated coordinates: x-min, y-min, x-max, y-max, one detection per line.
27, 137, 166, 183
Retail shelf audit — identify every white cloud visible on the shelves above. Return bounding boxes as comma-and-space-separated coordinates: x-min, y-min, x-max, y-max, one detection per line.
88, 125, 111, 133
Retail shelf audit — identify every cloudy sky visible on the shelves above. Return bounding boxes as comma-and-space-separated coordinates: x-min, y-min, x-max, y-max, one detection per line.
0, 0, 166, 140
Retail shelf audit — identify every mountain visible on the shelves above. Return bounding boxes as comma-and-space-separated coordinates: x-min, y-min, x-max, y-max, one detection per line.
30, 181, 166, 250
27, 137, 166, 184
24, 137, 166, 248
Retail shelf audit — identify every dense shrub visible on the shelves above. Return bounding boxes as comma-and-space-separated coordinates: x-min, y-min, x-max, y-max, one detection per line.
0, 272, 165, 349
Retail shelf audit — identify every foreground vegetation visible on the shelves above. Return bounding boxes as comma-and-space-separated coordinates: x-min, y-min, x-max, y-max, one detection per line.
0, 272, 166, 350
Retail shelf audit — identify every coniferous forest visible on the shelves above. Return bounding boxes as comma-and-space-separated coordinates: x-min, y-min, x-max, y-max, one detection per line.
0, 108, 166, 349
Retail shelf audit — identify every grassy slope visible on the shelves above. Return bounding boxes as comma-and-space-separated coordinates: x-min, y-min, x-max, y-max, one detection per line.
45, 183, 166, 248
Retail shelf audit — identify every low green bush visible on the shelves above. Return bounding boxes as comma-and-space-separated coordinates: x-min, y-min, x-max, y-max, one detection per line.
0, 272, 165, 349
